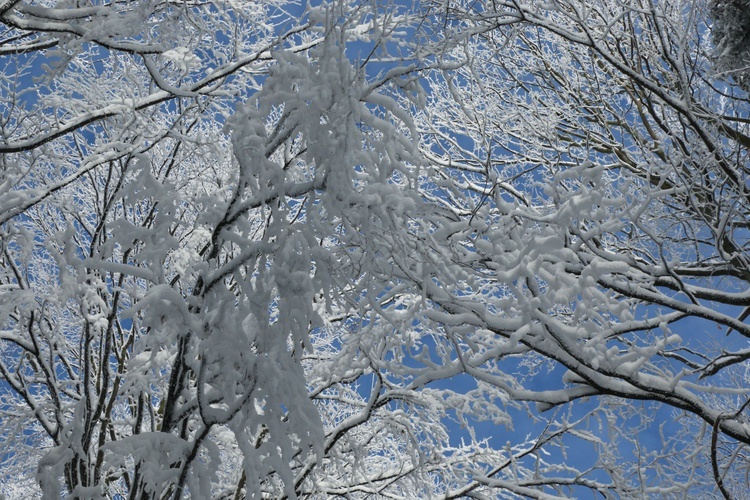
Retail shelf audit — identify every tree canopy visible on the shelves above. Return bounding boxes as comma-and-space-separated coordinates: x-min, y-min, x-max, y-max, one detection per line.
1, 0, 749, 498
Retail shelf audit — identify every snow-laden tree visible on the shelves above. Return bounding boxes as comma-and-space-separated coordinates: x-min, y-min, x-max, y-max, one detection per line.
0, 0, 557, 497
2, 0, 750, 498
409, 0, 750, 496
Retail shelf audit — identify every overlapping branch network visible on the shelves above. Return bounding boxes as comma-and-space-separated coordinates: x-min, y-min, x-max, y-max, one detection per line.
415, 0, 750, 496
2, 0, 750, 498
